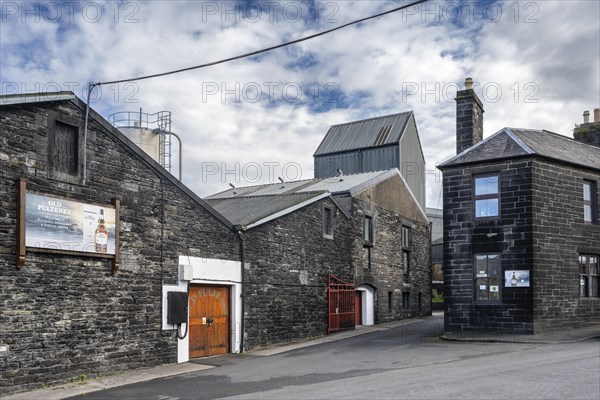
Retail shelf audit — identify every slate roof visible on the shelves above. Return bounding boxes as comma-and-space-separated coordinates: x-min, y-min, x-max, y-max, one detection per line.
438, 128, 600, 170
313, 111, 413, 156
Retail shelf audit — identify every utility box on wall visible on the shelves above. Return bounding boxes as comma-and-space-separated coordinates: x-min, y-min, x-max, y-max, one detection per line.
167, 291, 188, 325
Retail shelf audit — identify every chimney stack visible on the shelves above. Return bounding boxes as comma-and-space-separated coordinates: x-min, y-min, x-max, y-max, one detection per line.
573, 107, 600, 147
455, 77, 484, 155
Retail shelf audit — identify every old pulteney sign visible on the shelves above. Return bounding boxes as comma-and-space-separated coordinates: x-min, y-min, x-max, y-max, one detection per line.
17, 179, 121, 273
25, 192, 117, 255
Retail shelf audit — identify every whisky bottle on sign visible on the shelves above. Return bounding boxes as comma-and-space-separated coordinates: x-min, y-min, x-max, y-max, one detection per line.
511, 273, 517, 286
95, 209, 108, 253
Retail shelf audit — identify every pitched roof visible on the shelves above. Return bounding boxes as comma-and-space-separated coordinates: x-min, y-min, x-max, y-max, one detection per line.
438, 128, 600, 170
206, 169, 428, 228
206, 170, 398, 200
206, 192, 330, 228
0, 91, 235, 230
313, 111, 413, 156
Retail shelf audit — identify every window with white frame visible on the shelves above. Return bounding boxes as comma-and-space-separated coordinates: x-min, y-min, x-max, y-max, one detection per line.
583, 180, 598, 224
579, 255, 599, 297
474, 174, 499, 218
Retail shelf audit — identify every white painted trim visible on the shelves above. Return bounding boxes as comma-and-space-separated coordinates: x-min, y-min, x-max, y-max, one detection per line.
356, 284, 375, 326
169, 256, 242, 364
243, 192, 331, 230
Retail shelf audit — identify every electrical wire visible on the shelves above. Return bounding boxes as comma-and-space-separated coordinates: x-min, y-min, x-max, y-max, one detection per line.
91, 0, 429, 87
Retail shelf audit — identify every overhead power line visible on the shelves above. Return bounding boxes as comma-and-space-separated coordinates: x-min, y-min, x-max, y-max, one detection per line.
93, 0, 429, 87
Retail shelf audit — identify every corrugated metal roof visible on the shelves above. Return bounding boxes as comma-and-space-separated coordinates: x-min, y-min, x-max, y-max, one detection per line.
439, 128, 600, 170
207, 170, 397, 200
297, 170, 396, 195
206, 192, 326, 227
313, 112, 413, 156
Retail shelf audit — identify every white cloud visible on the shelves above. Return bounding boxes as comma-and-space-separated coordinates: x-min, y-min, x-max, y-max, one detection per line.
1, 0, 598, 206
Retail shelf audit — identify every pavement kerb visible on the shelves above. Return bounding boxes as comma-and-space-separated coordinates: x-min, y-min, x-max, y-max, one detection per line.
441, 328, 600, 345
5, 314, 440, 400
3, 363, 214, 400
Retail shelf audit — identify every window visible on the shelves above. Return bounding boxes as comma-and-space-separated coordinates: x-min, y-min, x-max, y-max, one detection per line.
583, 180, 598, 224
402, 292, 410, 309
403, 250, 410, 280
402, 225, 411, 248
388, 292, 393, 311
579, 255, 599, 297
48, 115, 84, 184
418, 293, 422, 310
323, 207, 333, 239
474, 174, 499, 218
364, 216, 373, 245
474, 253, 501, 302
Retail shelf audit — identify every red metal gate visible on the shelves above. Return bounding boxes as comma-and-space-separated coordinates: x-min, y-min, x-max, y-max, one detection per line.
328, 274, 356, 333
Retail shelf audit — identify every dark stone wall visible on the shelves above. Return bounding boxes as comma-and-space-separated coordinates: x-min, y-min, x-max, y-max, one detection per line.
573, 123, 600, 148
0, 100, 239, 394
242, 198, 354, 349
442, 159, 535, 334
455, 89, 484, 155
352, 199, 431, 323
531, 159, 600, 332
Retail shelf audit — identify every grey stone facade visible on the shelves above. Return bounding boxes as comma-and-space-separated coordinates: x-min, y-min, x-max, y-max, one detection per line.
242, 198, 355, 349
441, 159, 535, 333
440, 87, 600, 334
349, 178, 431, 322
0, 96, 240, 394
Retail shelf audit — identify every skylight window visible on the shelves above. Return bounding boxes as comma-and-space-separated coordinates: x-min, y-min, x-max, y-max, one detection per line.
373, 125, 393, 146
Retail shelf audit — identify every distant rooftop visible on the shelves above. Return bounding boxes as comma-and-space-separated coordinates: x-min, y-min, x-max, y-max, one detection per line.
206, 169, 426, 229
313, 111, 413, 156
206, 169, 398, 200
439, 127, 600, 170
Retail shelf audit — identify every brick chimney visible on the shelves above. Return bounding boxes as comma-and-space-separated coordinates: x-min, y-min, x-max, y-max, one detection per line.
455, 78, 484, 154
573, 108, 600, 147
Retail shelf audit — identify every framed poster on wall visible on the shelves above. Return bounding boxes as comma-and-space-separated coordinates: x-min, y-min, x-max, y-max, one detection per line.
505, 270, 530, 287
17, 179, 120, 273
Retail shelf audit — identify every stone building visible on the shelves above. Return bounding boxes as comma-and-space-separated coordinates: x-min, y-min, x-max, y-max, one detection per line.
0, 92, 242, 395
0, 92, 432, 395
207, 168, 431, 337
438, 80, 600, 334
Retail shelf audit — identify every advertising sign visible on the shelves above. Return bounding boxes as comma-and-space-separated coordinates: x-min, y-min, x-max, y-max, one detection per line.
505, 270, 530, 287
25, 192, 116, 255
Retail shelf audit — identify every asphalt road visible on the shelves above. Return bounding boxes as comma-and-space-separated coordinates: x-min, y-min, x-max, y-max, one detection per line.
72, 314, 600, 400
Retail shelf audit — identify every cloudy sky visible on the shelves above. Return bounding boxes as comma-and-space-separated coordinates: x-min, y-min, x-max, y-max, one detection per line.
1, 0, 599, 208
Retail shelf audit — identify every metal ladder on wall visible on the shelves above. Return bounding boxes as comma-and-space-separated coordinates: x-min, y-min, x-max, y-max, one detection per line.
156, 111, 172, 174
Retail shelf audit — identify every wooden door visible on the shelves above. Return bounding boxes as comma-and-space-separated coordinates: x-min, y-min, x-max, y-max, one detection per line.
189, 285, 230, 358
355, 291, 362, 325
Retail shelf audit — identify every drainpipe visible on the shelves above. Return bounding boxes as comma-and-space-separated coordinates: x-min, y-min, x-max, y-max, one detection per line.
235, 226, 245, 353
169, 131, 183, 182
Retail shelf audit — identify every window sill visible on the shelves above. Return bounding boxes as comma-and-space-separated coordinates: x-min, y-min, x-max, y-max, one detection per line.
579, 297, 600, 301
323, 234, 334, 240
